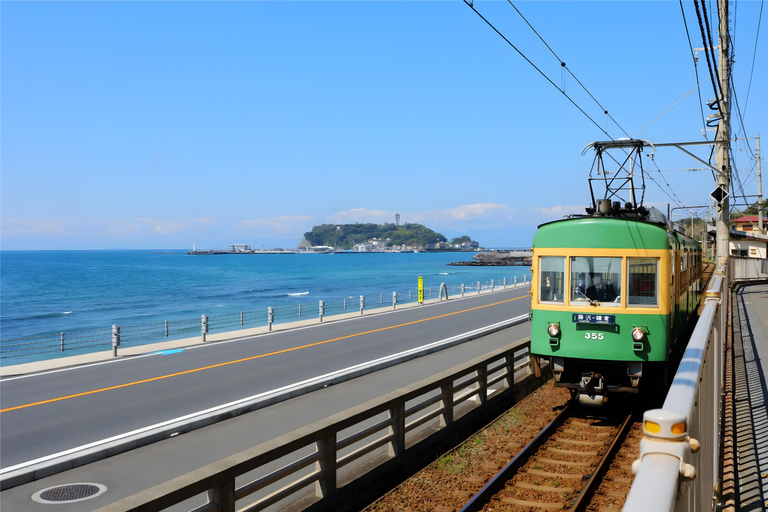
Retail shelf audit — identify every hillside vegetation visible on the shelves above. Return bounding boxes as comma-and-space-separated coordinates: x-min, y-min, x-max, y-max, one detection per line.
303, 223, 447, 249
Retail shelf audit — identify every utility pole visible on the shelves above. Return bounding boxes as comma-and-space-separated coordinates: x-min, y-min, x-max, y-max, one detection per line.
715, 0, 732, 265
758, 134, 763, 234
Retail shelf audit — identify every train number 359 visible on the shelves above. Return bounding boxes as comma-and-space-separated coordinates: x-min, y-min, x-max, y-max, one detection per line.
585, 332, 604, 340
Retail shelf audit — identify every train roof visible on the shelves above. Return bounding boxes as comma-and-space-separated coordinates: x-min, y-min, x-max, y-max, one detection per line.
533, 215, 700, 251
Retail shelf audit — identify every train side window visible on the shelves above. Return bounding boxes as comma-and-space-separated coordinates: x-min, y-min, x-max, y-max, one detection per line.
539, 257, 565, 303
628, 258, 658, 306
570, 256, 622, 306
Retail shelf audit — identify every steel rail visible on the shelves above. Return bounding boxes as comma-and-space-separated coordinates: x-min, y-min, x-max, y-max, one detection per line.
570, 412, 634, 511
459, 404, 573, 512
460, 407, 633, 512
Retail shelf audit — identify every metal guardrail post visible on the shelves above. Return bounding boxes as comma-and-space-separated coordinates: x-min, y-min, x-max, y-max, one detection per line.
319, 301, 324, 322
380, 293, 383, 305
503, 277, 507, 289
165, 320, 169, 336
112, 325, 120, 357
524, 274, 527, 284
359, 295, 364, 315
440, 381, 454, 427
392, 291, 397, 310
477, 281, 481, 294
267, 307, 274, 331
60, 332, 64, 352
343, 298, 346, 311
201, 315, 208, 343
461, 283, 465, 297
240, 312, 243, 326
476, 365, 488, 405
514, 276, 517, 287
315, 436, 337, 499
207, 480, 235, 512
491, 279, 495, 292
504, 353, 515, 388
298, 304, 302, 318
389, 403, 406, 457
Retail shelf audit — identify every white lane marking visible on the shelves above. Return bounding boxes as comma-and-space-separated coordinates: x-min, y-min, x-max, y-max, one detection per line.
0, 315, 528, 475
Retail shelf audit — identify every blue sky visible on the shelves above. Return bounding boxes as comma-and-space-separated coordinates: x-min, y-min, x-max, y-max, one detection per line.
2, 1, 766, 250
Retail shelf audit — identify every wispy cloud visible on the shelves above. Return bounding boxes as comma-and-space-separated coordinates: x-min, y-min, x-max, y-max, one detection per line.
326, 204, 515, 231
239, 215, 314, 235
524, 205, 588, 227
327, 209, 392, 224
98, 217, 217, 237
323, 203, 597, 233
1, 218, 75, 236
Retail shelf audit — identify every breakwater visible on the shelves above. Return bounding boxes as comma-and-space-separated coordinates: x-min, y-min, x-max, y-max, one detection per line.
449, 251, 532, 266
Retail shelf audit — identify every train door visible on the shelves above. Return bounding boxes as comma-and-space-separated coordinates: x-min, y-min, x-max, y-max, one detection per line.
670, 247, 677, 339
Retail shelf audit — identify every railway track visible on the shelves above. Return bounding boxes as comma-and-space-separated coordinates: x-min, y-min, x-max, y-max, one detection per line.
460, 405, 634, 512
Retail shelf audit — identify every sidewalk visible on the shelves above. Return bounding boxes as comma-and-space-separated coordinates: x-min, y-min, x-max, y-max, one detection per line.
731, 282, 768, 511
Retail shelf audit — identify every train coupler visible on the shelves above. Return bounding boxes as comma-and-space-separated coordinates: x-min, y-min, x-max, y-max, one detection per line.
578, 373, 607, 406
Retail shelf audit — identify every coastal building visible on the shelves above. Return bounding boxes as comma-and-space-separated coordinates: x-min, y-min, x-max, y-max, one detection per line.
729, 230, 768, 258
731, 215, 767, 235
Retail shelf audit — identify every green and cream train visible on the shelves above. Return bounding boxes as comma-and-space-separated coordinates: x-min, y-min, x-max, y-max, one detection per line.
530, 209, 702, 405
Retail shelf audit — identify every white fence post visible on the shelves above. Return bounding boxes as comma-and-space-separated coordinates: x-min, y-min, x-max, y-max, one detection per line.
112, 325, 121, 356
201, 315, 208, 343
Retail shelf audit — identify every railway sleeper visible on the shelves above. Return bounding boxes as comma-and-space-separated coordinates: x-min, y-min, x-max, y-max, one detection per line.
500, 497, 566, 509
537, 457, 594, 467
525, 469, 586, 480
550, 437, 608, 446
514, 481, 577, 493
545, 447, 600, 456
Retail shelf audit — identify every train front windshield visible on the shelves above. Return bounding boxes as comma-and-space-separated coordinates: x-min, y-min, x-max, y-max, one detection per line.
570, 257, 622, 305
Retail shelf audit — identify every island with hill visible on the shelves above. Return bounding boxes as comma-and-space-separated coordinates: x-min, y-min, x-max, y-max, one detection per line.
297, 223, 480, 252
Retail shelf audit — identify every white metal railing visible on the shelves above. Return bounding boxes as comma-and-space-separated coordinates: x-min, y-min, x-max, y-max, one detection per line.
729, 256, 768, 281
0, 276, 530, 363
95, 339, 539, 512
624, 267, 727, 512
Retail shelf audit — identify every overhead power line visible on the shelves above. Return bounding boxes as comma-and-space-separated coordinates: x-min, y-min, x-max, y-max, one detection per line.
679, 0, 709, 135
505, 1, 631, 138
464, 0, 688, 209
693, 0, 723, 115
744, 0, 764, 113
462, 0, 616, 141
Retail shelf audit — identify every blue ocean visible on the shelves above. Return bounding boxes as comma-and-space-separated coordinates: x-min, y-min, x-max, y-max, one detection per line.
0, 250, 530, 365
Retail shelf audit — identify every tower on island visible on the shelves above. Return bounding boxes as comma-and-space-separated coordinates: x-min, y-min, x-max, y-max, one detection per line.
395, 213, 400, 226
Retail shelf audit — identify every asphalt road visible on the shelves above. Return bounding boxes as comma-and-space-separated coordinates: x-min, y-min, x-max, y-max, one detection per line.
0, 288, 530, 470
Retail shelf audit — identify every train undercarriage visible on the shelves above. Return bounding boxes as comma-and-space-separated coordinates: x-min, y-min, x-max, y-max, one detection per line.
539, 356, 671, 406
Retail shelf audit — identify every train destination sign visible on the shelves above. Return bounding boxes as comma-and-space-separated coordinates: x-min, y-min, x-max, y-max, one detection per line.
572, 314, 616, 325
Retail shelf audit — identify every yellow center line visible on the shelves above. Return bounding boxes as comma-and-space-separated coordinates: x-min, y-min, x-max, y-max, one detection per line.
1, 295, 528, 413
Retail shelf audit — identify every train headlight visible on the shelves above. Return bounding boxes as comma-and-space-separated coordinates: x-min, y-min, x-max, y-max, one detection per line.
547, 323, 560, 336
632, 327, 646, 341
